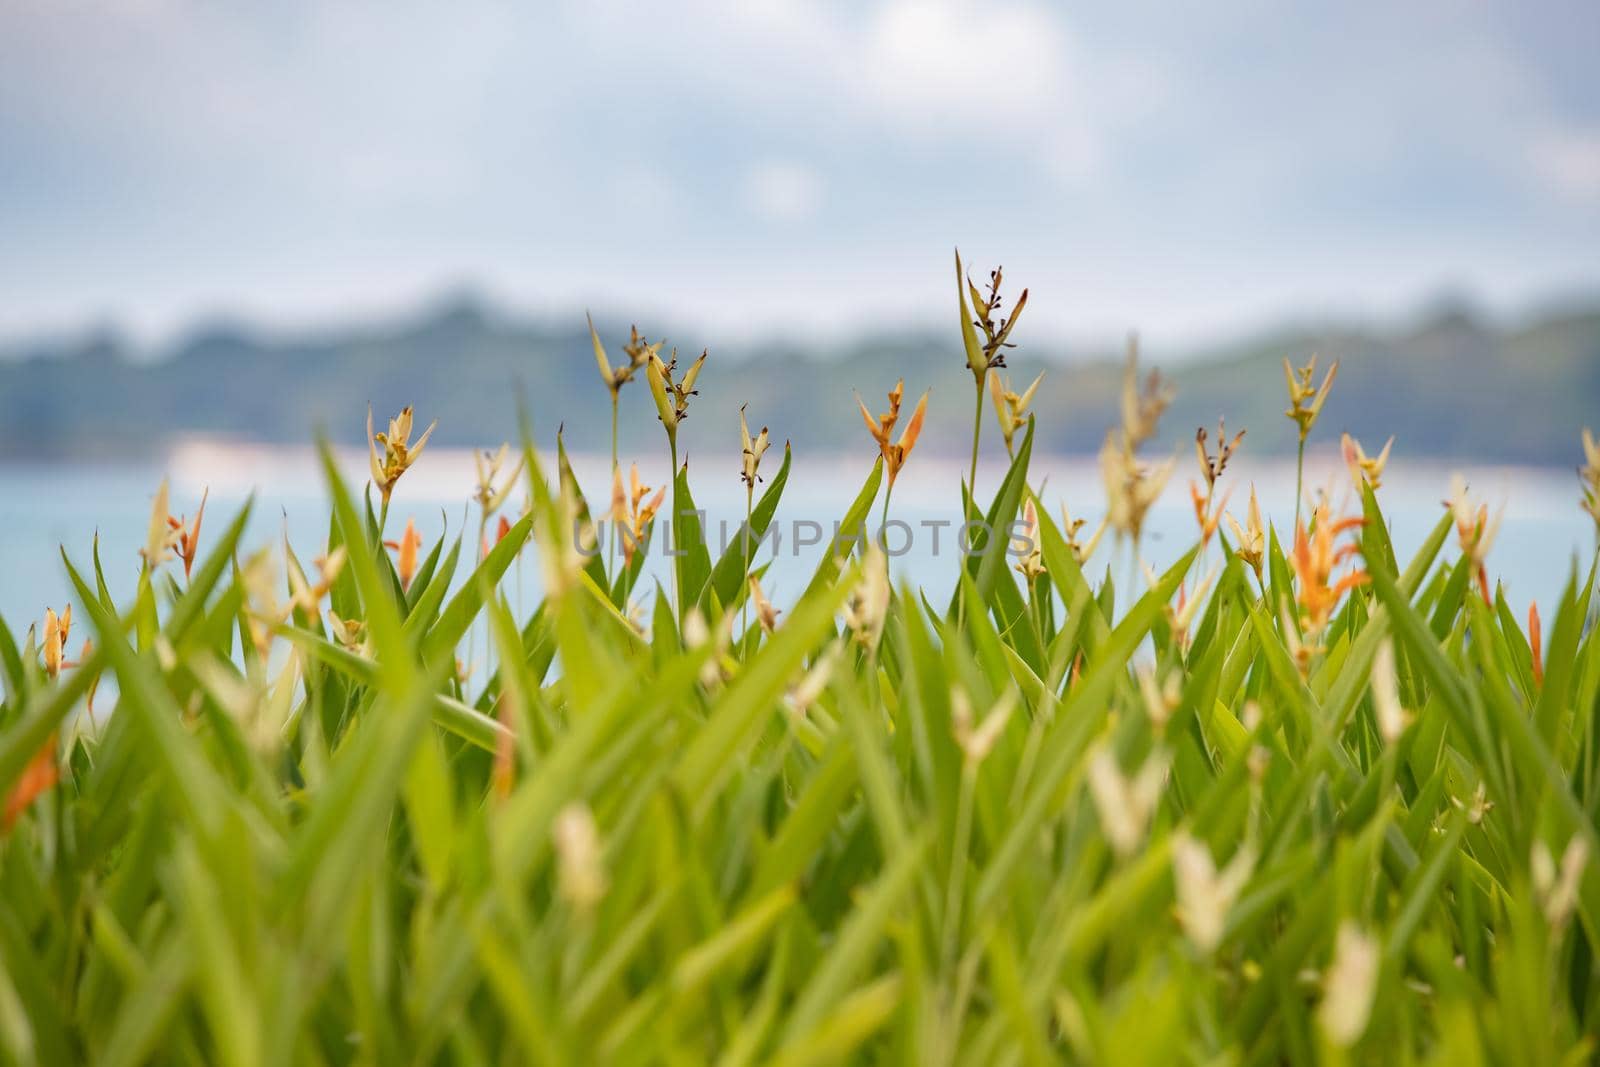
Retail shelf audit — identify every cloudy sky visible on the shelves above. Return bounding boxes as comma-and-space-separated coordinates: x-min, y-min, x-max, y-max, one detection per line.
2, 0, 1597, 347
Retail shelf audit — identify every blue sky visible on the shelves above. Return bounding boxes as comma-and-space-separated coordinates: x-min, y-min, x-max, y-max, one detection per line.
2, 0, 1597, 348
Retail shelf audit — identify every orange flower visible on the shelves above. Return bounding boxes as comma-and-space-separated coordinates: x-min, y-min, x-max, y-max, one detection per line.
1189, 481, 1233, 548
1290, 504, 1367, 638
611, 463, 666, 567
1529, 602, 1544, 688
385, 517, 423, 591
857, 378, 929, 487
167, 487, 208, 579
2, 735, 57, 832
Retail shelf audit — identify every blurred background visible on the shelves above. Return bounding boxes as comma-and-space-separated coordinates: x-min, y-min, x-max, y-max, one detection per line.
1, 0, 1597, 620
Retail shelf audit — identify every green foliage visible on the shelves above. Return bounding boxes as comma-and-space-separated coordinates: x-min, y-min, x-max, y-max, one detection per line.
2, 416, 1599, 1067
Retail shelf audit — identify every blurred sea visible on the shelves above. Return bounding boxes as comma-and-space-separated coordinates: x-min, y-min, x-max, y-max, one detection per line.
0, 439, 1594, 634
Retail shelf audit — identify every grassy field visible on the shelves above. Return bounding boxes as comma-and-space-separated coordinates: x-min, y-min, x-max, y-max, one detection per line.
3, 262, 1600, 1065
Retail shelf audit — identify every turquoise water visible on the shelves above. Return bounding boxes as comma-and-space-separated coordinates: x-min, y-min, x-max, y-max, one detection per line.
1, 443, 1594, 636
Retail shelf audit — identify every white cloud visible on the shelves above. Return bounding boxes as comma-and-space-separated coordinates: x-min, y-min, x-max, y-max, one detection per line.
744, 161, 823, 221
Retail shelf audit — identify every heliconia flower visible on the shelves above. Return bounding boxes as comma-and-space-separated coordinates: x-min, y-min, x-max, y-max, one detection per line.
857, 379, 929, 488
1225, 484, 1266, 581
1172, 833, 1255, 953
1101, 434, 1175, 546
1529, 602, 1544, 688
842, 543, 891, 648
368, 405, 437, 504
683, 608, 734, 688
385, 517, 423, 591
473, 444, 524, 519
747, 574, 780, 634
1444, 474, 1503, 604
1532, 836, 1589, 929
1119, 337, 1174, 449
165, 487, 208, 579
553, 803, 607, 913
1166, 565, 1220, 652
588, 315, 658, 396
1283, 356, 1338, 444
326, 609, 368, 655
2, 734, 58, 832
1137, 668, 1182, 732
1318, 922, 1380, 1048
646, 347, 708, 445
288, 547, 347, 616
1290, 503, 1368, 639
951, 686, 1016, 767
1342, 433, 1394, 493
140, 478, 181, 569
1060, 503, 1107, 565
1189, 481, 1233, 547
1370, 639, 1410, 745
1581, 428, 1600, 533
739, 405, 771, 489
1086, 744, 1167, 857
989, 370, 1044, 454
955, 250, 1028, 382
1194, 419, 1245, 491
610, 463, 666, 567
42, 604, 71, 679
1014, 499, 1045, 581
786, 640, 843, 719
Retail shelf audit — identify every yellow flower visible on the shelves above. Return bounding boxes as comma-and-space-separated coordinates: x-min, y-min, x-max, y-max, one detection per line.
1283, 356, 1338, 444
989, 370, 1045, 455
368, 405, 437, 504
646, 347, 708, 445
857, 379, 929, 488
739, 406, 771, 489
1225, 484, 1265, 580
42, 604, 71, 679
747, 574, 780, 633
473, 444, 524, 518
1059, 503, 1107, 565
1445, 474, 1503, 604
1014, 499, 1045, 581
139, 477, 181, 569
1341, 433, 1393, 492
588, 315, 659, 396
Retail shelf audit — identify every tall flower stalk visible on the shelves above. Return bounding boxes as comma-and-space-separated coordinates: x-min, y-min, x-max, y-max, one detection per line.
589, 317, 657, 573
1283, 356, 1338, 525
955, 250, 1027, 501
646, 345, 707, 615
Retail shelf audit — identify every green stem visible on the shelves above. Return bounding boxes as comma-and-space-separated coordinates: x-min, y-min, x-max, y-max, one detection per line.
742, 486, 753, 641
609, 391, 619, 580
1295, 437, 1306, 528
968, 380, 985, 502
669, 435, 681, 621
